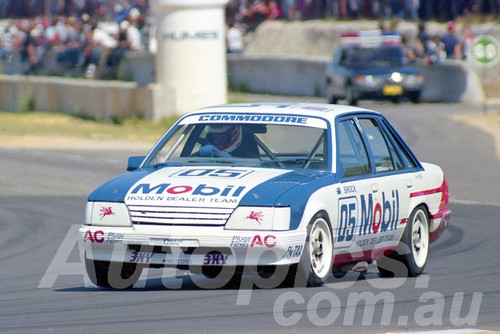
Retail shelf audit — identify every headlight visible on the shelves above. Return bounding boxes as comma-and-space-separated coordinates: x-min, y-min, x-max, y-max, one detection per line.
85, 202, 132, 227
225, 206, 291, 231
391, 72, 402, 83
355, 75, 384, 87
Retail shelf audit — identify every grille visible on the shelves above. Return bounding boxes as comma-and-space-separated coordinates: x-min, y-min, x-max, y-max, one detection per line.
128, 205, 234, 226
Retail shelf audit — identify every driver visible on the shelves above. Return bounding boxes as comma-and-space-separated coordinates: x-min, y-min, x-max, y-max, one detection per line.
199, 125, 242, 157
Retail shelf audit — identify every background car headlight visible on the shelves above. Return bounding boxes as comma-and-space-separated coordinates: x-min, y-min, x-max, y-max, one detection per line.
390, 72, 403, 83
85, 202, 132, 227
225, 206, 291, 231
355, 75, 384, 87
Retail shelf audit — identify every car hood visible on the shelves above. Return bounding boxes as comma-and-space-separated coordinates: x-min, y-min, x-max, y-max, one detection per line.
89, 166, 333, 209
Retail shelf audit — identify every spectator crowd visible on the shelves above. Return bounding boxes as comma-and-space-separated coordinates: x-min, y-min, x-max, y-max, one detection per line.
0, 0, 496, 78
0, 0, 150, 77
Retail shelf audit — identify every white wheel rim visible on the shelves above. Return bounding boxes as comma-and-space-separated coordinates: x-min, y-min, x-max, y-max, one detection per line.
309, 218, 333, 279
411, 210, 429, 268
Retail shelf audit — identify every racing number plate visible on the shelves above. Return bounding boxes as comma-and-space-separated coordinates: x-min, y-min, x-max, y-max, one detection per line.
382, 85, 403, 96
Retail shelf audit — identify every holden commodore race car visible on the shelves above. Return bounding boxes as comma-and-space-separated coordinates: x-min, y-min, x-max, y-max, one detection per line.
79, 103, 450, 289
325, 31, 424, 105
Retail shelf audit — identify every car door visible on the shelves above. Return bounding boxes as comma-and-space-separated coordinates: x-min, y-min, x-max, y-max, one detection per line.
356, 116, 418, 249
335, 117, 376, 252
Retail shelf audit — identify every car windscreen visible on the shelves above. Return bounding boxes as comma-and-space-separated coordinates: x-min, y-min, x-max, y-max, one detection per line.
145, 122, 328, 170
347, 46, 405, 67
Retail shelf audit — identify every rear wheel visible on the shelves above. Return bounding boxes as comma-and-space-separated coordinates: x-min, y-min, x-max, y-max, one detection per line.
85, 257, 143, 289
377, 206, 429, 277
293, 212, 333, 287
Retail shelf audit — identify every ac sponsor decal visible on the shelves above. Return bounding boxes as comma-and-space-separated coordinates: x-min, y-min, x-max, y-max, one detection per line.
337, 190, 400, 242
83, 230, 124, 244
230, 235, 276, 248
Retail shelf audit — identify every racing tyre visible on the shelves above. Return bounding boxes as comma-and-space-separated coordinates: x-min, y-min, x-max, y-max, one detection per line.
377, 206, 430, 278
346, 84, 358, 106
293, 212, 333, 287
85, 257, 143, 289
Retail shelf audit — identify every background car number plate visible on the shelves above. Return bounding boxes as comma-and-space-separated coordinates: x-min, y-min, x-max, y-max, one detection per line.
383, 85, 403, 96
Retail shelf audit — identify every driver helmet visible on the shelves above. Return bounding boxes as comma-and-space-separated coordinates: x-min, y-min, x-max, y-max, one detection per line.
206, 125, 242, 153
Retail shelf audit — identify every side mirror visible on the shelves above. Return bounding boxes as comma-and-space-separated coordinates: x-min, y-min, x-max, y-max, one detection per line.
127, 156, 145, 171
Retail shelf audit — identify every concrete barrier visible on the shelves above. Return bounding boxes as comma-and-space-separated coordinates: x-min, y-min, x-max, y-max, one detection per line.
227, 54, 485, 104
227, 54, 329, 97
0, 53, 485, 121
0, 75, 153, 120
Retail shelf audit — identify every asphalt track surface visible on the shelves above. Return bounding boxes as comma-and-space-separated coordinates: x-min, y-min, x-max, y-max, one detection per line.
1, 101, 499, 333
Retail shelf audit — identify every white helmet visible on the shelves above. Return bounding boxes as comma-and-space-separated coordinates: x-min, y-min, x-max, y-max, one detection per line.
206, 125, 242, 153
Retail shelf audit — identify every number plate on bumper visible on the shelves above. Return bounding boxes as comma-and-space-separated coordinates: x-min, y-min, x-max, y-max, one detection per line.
382, 85, 403, 96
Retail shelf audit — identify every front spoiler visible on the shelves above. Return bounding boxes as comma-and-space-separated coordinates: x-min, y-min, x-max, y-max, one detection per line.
79, 224, 307, 267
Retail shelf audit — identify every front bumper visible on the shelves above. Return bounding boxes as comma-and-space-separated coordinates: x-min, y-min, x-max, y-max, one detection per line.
355, 85, 421, 100
79, 224, 307, 267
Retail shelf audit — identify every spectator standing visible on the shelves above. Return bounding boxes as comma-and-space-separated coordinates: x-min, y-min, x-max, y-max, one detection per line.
125, 8, 143, 51
415, 21, 430, 58
425, 34, 446, 65
241, 0, 271, 33
21, 22, 44, 74
460, 25, 475, 60
226, 23, 244, 53
440, 21, 461, 59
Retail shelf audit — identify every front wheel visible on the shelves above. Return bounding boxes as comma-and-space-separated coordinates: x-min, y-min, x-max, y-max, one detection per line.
294, 213, 333, 287
377, 206, 430, 277
85, 257, 143, 289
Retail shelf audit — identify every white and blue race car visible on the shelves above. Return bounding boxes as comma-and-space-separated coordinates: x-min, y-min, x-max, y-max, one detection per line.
79, 103, 450, 289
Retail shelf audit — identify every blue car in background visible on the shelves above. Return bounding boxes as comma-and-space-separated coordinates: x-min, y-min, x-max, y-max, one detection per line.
325, 32, 424, 105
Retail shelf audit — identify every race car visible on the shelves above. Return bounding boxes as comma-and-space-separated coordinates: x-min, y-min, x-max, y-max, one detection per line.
325, 31, 424, 105
79, 103, 450, 289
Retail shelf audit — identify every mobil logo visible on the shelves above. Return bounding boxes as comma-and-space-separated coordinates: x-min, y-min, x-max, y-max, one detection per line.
337, 190, 400, 242
130, 183, 246, 197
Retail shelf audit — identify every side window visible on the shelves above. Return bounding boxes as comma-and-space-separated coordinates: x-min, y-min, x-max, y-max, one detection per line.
359, 118, 404, 172
337, 119, 371, 177
380, 120, 418, 169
